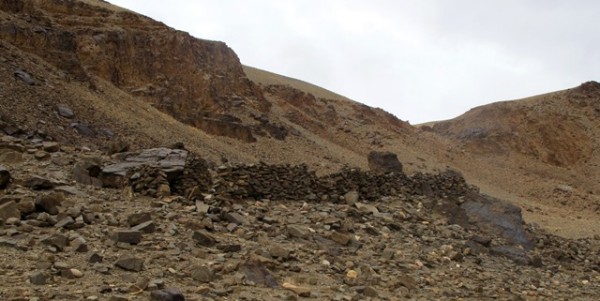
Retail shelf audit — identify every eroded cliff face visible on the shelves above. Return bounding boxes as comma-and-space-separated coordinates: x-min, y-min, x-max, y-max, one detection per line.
0, 0, 269, 140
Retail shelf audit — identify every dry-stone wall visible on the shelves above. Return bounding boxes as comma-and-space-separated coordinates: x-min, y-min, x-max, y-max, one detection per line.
212, 164, 469, 202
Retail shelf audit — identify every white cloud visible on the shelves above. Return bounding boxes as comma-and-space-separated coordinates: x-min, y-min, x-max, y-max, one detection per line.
107, 0, 600, 123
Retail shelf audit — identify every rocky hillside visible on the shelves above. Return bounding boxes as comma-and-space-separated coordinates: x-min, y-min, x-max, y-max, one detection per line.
0, 0, 419, 169
422, 81, 600, 239
431, 81, 600, 168
1, 0, 600, 299
1, 136, 599, 300
2, 0, 600, 241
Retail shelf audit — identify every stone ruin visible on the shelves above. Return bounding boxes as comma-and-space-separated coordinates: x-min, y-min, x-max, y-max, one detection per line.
69, 147, 537, 264
74, 148, 468, 203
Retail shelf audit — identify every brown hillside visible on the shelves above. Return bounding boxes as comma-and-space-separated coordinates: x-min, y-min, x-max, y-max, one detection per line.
0, 0, 425, 175
431, 82, 600, 238
1, 0, 600, 241
0, 0, 600, 236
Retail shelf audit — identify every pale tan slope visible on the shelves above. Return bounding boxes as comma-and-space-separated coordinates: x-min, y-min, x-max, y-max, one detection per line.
243, 65, 352, 102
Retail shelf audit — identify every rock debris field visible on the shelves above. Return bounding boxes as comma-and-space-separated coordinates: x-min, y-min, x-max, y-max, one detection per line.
1, 134, 599, 301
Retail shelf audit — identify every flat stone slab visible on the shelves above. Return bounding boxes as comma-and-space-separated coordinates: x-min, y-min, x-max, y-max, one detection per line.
99, 148, 188, 187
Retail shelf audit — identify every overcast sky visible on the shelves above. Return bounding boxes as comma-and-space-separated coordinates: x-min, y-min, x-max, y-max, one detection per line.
107, 0, 599, 124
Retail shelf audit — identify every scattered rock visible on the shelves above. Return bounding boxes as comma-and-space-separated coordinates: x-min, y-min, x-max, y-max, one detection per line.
89, 252, 103, 263
42, 141, 60, 153
115, 255, 144, 272
56, 104, 75, 119
268, 244, 290, 259
150, 288, 185, 301
111, 229, 142, 244
452, 192, 536, 252
0, 201, 20, 221
127, 212, 152, 227
71, 122, 96, 137
287, 224, 312, 239
240, 261, 279, 288
72, 237, 88, 252
25, 176, 55, 190
41, 233, 69, 251
100, 148, 188, 188
35, 192, 64, 215
282, 282, 311, 297
131, 220, 155, 233
192, 230, 217, 247
54, 216, 75, 228
191, 265, 213, 283
224, 212, 249, 225
14, 69, 38, 85
61, 268, 84, 279
0, 151, 23, 164
195, 201, 209, 214
29, 271, 49, 285
330, 231, 352, 245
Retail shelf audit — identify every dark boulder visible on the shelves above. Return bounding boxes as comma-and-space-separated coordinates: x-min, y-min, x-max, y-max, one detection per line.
367, 151, 403, 174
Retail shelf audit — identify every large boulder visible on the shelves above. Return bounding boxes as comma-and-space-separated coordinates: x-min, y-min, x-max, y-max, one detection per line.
442, 191, 536, 264
460, 192, 535, 250
367, 151, 403, 174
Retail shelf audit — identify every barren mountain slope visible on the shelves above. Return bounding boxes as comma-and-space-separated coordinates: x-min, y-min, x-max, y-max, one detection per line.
431, 82, 600, 238
2, 0, 599, 241
0, 0, 439, 176
2, 1, 600, 300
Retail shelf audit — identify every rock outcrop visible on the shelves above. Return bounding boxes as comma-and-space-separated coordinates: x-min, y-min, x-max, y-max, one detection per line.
0, 0, 269, 141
